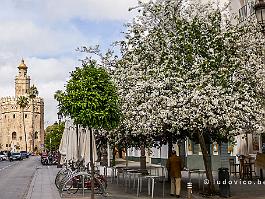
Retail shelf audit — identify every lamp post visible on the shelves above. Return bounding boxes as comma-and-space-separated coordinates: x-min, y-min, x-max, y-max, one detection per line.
57, 111, 63, 124
57, 111, 63, 168
254, 0, 265, 34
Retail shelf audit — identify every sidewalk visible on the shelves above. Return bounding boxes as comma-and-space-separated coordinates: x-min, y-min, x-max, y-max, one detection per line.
26, 165, 61, 199
25, 159, 265, 199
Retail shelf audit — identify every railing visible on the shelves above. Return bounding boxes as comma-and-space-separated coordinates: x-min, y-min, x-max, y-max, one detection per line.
239, 2, 255, 22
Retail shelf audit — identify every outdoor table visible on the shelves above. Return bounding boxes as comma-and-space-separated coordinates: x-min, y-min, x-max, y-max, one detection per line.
145, 175, 165, 198
242, 162, 254, 180
150, 165, 166, 177
187, 169, 206, 191
136, 172, 165, 198
111, 166, 125, 184
124, 169, 140, 190
256, 153, 265, 180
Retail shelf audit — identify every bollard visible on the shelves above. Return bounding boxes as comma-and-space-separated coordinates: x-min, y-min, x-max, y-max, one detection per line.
260, 169, 264, 181
104, 166, 107, 177
187, 182, 192, 199
218, 167, 230, 198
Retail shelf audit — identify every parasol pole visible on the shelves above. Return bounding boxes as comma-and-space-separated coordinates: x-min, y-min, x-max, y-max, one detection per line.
107, 142, 110, 167
90, 128, 95, 199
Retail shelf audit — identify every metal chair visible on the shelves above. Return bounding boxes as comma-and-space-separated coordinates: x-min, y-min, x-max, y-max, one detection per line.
229, 158, 240, 177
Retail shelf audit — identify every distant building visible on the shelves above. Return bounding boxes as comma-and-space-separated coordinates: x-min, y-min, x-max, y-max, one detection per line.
0, 60, 44, 152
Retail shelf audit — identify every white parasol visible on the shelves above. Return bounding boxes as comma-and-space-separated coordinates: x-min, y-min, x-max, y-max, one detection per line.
59, 119, 78, 163
78, 127, 97, 166
59, 119, 97, 166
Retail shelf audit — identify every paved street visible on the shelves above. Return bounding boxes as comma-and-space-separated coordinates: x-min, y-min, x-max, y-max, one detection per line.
1, 156, 265, 199
0, 156, 39, 199
24, 159, 265, 199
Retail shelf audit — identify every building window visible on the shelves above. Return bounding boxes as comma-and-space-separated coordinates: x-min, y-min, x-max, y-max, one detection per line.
12, 132, 17, 140
25, 114, 27, 118
13, 114, 15, 118
6, 144, 8, 147
19, 136, 22, 141
4, 115, 6, 119
35, 132, 38, 139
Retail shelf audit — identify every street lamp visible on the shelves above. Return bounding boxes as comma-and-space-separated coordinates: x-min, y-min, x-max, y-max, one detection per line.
254, 0, 265, 34
57, 111, 63, 124
56, 111, 63, 168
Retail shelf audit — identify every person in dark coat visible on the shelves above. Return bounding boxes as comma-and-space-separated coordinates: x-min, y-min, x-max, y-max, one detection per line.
166, 150, 183, 197
7, 151, 11, 161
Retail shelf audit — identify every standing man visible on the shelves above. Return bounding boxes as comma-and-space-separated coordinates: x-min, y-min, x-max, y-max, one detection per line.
7, 151, 11, 161
166, 150, 183, 198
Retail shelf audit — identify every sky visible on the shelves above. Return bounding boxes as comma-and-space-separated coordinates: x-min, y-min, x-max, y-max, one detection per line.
0, 0, 141, 127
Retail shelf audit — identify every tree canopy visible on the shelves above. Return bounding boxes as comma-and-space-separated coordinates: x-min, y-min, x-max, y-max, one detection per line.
45, 122, 64, 151
112, 0, 265, 146
108, 0, 265, 193
56, 63, 121, 130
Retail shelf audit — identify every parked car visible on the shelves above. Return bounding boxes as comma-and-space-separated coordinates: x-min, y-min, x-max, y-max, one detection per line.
20, 151, 29, 159
0, 153, 7, 161
10, 152, 22, 161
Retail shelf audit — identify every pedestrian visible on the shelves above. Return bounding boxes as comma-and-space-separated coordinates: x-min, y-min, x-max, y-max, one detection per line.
7, 151, 11, 161
166, 150, 183, 198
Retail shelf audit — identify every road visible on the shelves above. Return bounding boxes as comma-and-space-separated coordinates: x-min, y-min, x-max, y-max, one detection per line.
0, 156, 40, 199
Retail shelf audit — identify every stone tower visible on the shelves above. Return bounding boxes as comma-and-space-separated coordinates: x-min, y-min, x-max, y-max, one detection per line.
0, 60, 44, 152
15, 59, 30, 97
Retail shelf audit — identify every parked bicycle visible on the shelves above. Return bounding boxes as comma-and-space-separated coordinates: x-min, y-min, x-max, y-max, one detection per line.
55, 162, 107, 197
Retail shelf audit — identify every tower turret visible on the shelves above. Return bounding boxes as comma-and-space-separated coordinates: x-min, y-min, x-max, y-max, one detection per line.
15, 59, 31, 97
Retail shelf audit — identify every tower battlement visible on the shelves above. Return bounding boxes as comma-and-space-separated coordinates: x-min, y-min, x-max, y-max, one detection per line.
0, 96, 44, 103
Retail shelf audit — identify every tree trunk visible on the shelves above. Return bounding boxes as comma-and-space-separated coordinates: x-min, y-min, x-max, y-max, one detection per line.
140, 145, 146, 170
168, 133, 173, 158
102, 148, 108, 166
22, 110, 27, 152
198, 132, 215, 194
90, 128, 95, 199
167, 135, 173, 181
126, 146, 128, 169
112, 148, 116, 166
32, 99, 35, 152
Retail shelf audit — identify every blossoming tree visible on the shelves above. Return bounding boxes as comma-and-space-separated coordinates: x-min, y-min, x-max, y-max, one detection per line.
112, 0, 265, 193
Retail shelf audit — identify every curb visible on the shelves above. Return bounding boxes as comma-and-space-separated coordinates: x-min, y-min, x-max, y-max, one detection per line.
24, 166, 40, 199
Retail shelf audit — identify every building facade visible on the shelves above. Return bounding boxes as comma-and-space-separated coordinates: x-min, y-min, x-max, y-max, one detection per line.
0, 60, 44, 152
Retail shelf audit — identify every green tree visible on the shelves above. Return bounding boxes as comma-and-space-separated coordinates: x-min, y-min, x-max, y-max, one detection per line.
17, 96, 29, 152
56, 62, 121, 199
28, 85, 38, 152
45, 122, 64, 151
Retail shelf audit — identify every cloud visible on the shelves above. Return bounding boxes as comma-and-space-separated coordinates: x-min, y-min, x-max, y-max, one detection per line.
0, 21, 98, 57
0, 0, 140, 126
0, 0, 139, 22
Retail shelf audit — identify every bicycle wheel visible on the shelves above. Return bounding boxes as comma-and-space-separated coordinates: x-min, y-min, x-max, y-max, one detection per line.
94, 176, 107, 195
55, 169, 69, 189
64, 176, 81, 194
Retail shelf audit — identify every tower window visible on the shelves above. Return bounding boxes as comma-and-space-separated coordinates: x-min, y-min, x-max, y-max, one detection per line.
35, 132, 38, 139
25, 114, 27, 118
12, 132, 17, 140
13, 114, 15, 118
